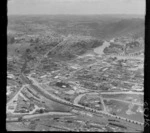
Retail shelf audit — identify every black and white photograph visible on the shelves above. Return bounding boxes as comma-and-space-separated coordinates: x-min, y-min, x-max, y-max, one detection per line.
7, 0, 145, 132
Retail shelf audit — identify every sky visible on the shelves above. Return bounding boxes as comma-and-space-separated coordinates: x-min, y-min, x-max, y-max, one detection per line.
8, 0, 145, 15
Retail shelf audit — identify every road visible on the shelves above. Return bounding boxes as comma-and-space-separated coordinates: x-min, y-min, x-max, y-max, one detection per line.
38, 39, 64, 65
73, 91, 143, 106
7, 85, 27, 105
73, 93, 86, 105
100, 96, 107, 111
74, 93, 107, 112
101, 91, 143, 95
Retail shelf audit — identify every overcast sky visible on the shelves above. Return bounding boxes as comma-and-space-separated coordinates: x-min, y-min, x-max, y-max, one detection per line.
8, 0, 145, 15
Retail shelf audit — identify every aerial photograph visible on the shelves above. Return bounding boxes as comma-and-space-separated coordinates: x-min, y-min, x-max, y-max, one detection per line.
7, 0, 145, 132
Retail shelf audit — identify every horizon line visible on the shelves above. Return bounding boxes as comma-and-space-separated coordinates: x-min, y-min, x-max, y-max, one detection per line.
8, 13, 145, 16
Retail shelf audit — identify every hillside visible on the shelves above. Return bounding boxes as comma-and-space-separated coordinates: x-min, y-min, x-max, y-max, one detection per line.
47, 35, 103, 61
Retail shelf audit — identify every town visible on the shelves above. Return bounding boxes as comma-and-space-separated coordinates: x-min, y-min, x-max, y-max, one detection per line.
7, 32, 144, 131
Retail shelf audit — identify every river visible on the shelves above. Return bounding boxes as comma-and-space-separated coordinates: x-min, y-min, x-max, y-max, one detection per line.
94, 41, 110, 55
